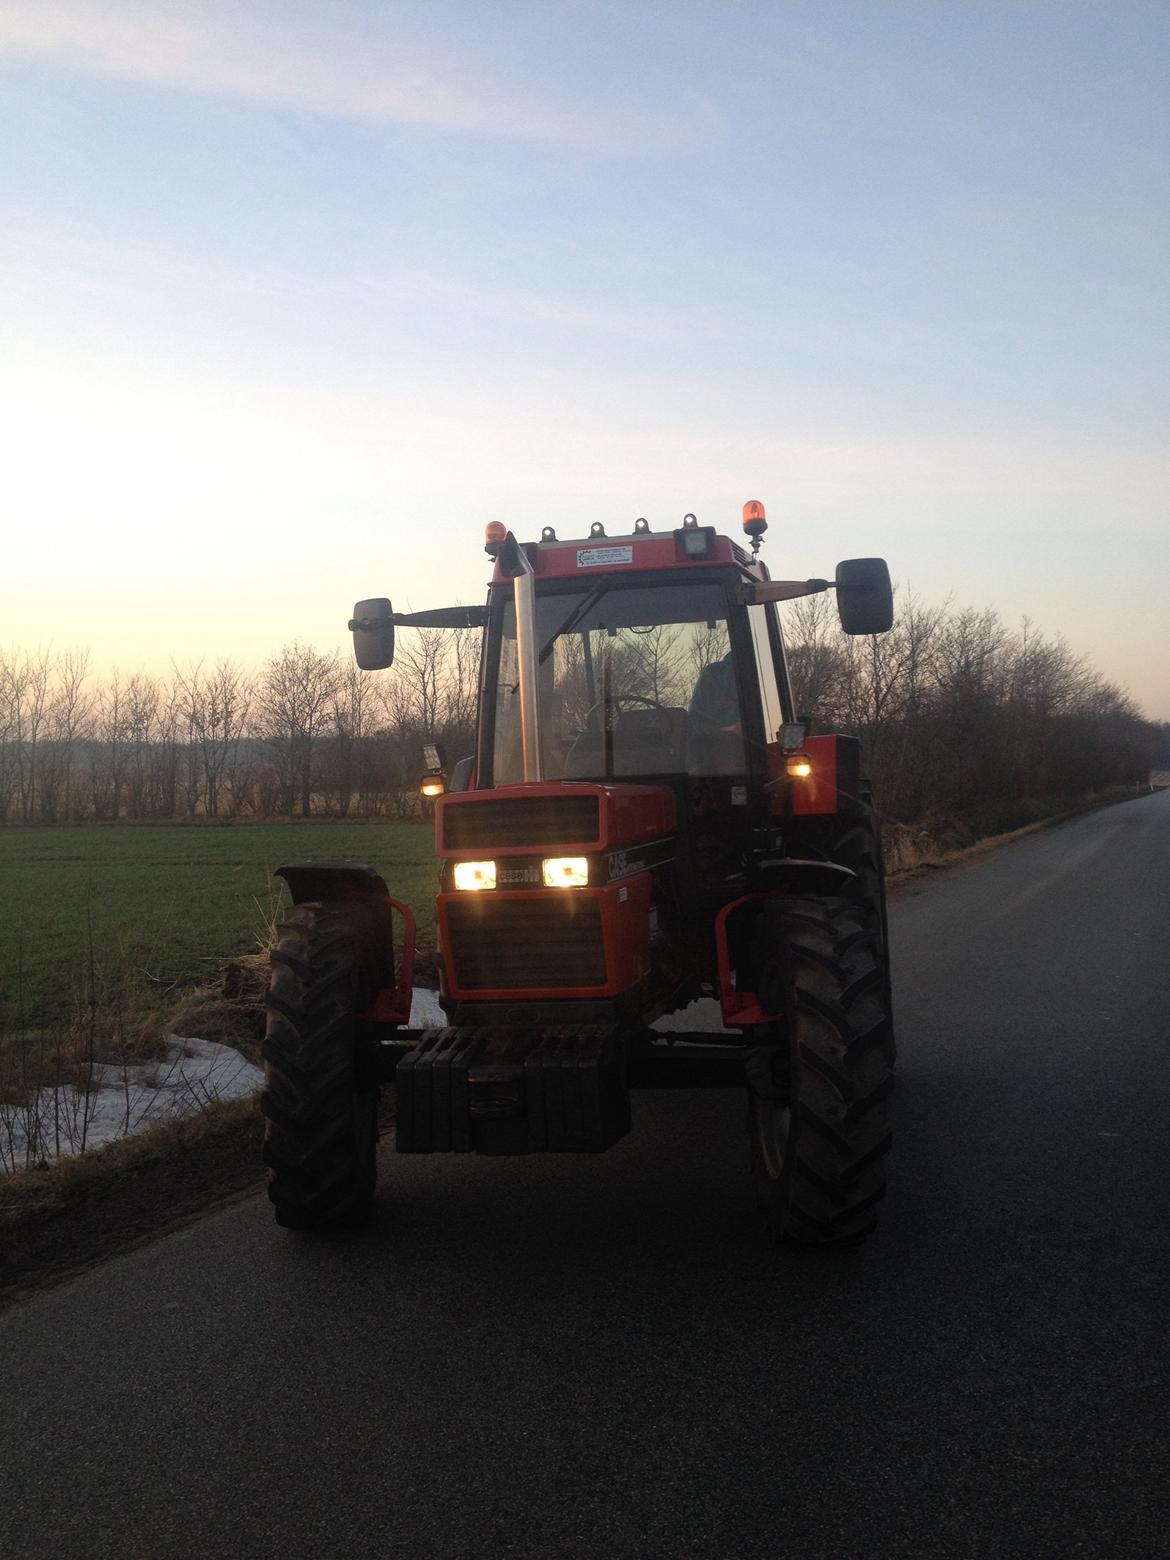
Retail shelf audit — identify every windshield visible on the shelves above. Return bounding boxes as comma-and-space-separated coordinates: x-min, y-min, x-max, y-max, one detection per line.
491, 580, 745, 784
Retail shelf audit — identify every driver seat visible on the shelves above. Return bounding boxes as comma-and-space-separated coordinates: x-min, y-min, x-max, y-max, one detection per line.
564, 705, 689, 778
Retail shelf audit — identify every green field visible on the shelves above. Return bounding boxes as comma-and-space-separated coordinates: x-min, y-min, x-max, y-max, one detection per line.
0, 821, 439, 1026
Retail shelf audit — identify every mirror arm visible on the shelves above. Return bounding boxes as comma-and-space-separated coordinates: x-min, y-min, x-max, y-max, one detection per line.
744, 578, 832, 605
348, 606, 487, 632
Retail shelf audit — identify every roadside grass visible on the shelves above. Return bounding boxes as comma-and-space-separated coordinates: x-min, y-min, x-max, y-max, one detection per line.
0, 819, 438, 1031
0, 1094, 265, 1303
883, 784, 1149, 879
0, 1093, 259, 1229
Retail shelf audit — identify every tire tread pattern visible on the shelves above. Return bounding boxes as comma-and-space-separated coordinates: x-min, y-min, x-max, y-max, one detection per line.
751, 895, 893, 1246
261, 902, 383, 1230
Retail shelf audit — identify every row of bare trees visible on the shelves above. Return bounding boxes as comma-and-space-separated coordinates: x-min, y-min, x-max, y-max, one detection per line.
0, 598, 1157, 828
0, 628, 480, 823
786, 593, 1153, 833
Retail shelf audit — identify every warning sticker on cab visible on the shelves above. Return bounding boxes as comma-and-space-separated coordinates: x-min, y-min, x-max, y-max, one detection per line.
577, 546, 633, 568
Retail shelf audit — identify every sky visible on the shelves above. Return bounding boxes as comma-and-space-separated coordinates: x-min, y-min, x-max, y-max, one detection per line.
1, 0, 1167, 716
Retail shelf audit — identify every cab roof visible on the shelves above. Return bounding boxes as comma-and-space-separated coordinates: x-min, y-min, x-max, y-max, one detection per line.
489, 524, 771, 588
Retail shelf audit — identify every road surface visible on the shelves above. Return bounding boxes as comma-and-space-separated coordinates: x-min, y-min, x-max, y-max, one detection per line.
3, 792, 1169, 1559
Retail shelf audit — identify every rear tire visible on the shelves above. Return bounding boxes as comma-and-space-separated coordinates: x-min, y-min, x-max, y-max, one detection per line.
262, 902, 385, 1231
748, 895, 893, 1246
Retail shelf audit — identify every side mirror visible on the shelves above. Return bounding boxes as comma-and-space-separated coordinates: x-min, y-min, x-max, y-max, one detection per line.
349, 598, 395, 670
835, 559, 893, 635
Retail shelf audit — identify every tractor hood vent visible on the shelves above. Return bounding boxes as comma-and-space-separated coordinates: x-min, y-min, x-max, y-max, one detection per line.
441, 794, 601, 850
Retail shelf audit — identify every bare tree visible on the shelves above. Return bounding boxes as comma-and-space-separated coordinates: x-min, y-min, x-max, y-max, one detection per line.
174, 660, 252, 817
123, 674, 159, 818
39, 651, 93, 822
256, 643, 340, 817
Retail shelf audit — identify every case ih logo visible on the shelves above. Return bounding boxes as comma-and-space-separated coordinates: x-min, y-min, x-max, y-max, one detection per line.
498, 864, 541, 886
606, 850, 645, 882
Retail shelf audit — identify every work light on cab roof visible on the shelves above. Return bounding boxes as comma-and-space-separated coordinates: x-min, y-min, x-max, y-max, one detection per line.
269, 494, 897, 1250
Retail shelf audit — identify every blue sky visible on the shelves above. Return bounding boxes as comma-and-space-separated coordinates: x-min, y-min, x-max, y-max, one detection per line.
1, 1, 1167, 715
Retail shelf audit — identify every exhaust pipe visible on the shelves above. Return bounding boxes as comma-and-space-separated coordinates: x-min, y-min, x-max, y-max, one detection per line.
500, 534, 544, 782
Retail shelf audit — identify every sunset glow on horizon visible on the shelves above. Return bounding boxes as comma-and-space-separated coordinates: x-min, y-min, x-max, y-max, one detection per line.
2, 1, 1167, 715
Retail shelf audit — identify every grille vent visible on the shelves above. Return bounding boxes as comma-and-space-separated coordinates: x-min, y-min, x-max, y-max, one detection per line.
446, 897, 606, 990
443, 795, 600, 850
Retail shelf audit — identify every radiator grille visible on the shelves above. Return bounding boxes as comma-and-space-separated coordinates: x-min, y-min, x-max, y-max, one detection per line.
442, 795, 600, 850
446, 896, 606, 990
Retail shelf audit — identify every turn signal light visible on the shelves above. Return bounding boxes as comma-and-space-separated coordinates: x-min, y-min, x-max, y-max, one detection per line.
484, 521, 507, 557
786, 755, 813, 779
542, 856, 588, 887
420, 775, 445, 798
453, 860, 496, 891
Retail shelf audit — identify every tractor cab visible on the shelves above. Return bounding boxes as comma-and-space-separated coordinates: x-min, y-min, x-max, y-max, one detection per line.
480, 513, 787, 792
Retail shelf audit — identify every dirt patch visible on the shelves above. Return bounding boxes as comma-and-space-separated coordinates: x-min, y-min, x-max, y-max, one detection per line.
1, 1085, 402, 1308
0, 1096, 265, 1307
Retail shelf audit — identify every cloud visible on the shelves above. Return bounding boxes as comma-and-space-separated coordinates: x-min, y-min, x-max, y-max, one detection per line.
0, 0, 722, 153
1, 220, 725, 355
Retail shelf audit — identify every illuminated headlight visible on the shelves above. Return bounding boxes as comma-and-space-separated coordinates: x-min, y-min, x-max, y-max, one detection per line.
453, 860, 496, 891
542, 856, 589, 888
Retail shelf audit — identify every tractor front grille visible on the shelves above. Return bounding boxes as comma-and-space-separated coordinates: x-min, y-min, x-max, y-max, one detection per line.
442, 795, 600, 850
445, 895, 607, 991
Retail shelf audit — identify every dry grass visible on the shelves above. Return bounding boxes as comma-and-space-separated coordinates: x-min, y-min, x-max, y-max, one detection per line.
884, 786, 1145, 879
0, 1094, 264, 1303
0, 1093, 258, 1229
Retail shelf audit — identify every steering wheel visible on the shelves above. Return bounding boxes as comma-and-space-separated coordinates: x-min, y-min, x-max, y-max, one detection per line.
579, 694, 674, 732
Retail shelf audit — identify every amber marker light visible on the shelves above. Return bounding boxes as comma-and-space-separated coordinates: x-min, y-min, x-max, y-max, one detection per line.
786, 756, 813, 779
742, 497, 768, 540
542, 856, 589, 888
453, 860, 497, 891
484, 521, 508, 557
419, 775, 445, 798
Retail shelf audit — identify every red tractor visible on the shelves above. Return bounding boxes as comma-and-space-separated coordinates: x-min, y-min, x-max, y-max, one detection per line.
262, 503, 895, 1245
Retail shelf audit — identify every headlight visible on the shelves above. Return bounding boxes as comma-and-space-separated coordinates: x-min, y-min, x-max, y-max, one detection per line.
453, 860, 496, 891
542, 856, 588, 888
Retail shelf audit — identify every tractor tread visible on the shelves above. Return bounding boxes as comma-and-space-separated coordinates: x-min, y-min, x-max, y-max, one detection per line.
261, 902, 386, 1231
749, 894, 893, 1247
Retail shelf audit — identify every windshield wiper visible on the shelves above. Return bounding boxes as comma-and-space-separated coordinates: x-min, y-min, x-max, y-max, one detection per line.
510, 579, 614, 692
538, 580, 613, 667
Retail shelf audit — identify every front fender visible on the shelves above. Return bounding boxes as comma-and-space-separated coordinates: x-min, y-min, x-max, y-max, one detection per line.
275, 860, 391, 904
714, 863, 856, 1029
274, 860, 417, 1026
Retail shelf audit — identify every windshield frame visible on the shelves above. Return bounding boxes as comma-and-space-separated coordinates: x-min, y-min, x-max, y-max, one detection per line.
476, 566, 772, 789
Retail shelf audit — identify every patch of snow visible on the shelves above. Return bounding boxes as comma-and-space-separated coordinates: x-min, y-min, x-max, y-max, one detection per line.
409, 987, 446, 1026
1, 1036, 264, 1173
1, 990, 449, 1174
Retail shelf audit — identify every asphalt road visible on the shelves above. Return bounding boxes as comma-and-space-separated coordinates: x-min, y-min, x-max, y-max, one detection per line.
3, 792, 1169, 1560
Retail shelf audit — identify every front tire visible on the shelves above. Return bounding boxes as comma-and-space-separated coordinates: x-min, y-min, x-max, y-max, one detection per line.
748, 895, 893, 1246
261, 902, 385, 1230
829, 784, 895, 1063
